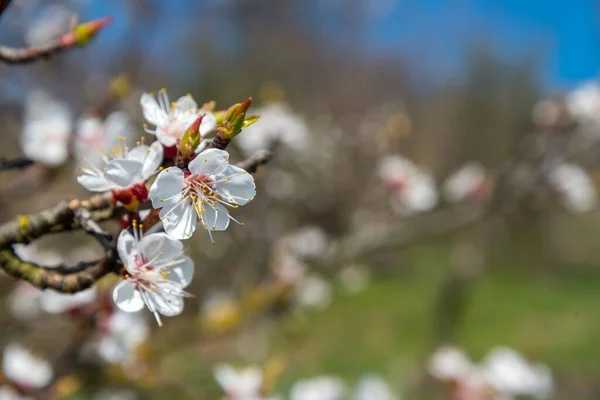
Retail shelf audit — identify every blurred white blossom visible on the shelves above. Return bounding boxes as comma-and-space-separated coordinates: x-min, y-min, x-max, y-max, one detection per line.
40, 287, 97, 314
443, 162, 489, 203
353, 374, 397, 400
566, 81, 600, 125
237, 103, 310, 156
290, 376, 346, 400
378, 155, 438, 215
481, 347, 553, 399
294, 274, 333, 310
97, 311, 149, 365
2, 344, 53, 389
21, 91, 73, 166
7, 283, 43, 321
428, 346, 474, 382
548, 163, 597, 213
25, 4, 74, 46
74, 111, 134, 166
290, 226, 329, 260
214, 364, 266, 399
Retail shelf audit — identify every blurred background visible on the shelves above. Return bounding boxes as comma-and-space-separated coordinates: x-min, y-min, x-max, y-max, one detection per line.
1, 0, 600, 399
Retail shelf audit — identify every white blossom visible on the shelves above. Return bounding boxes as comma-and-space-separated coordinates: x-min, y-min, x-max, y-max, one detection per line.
236, 102, 309, 156
353, 375, 397, 400
428, 346, 474, 382
40, 287, 97, 314
548, 163, 597, 213
566, 81, 600, 124
112, 228, 194, 326
140, 90, 216, 148
25, 4, 73, 46
378, 155, 438, 215
290, 376, 346, 400
481, 347, 553, 399
74, 111, 134, 165
294, 274, 333, 310
214, 364, 265, 399
149, 149, 256, 240
97, 311, 149, 365
2, 344, 53, 389
443, 162, 488, 203
7, 283, 43, 321
290, 226, 329, 260
21, 91, 72, 166
77, 141, 163, 193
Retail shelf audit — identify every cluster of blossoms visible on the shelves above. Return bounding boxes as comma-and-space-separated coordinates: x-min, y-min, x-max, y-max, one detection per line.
214, 363, 398, 400
378, 154, 598, 215
428, 346, 553, 400
74, 89, 259, 325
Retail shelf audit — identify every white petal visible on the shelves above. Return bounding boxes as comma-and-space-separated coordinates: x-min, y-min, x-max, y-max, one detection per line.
104, 111, 133, 143
126, 141, 164, 181
200, 201, 230, 231
150, 167, 186, 208
113, 280, 145, 312
171, 95, 198, 118
141, 93, 168, 127
215, 165, 256, 205
160, 199, 197, 240
137, 232, 183, 263
104, 159, 144, 188
188, 148, 230, 175
77, 173, 114, 192
155, 126, 178, 147
117, 230, 136, 265
167, 256, 194, 287
146, 290, 184, 316
200, 111, 217, 137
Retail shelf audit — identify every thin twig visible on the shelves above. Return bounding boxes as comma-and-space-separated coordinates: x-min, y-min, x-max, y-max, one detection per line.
0, 156, 34, 171
0, 16, 111, 65
235, 150, 273, 173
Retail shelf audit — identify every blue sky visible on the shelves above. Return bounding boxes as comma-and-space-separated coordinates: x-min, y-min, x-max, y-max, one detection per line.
367, 0, 600, 90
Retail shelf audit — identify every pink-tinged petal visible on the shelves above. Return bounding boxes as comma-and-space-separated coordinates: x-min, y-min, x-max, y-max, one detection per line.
189, 148, 230, 175
160, 200, 197, 240
149, 167, 186, 208
116, 230, 136, 265
167, 256, 194, 287
104, 159, 144, 188
155, 126, 178, 147
200, 201, 230, 231
77, 173, 113, 192
112, 280, 145, 312
137, 232, 183, 264
141, 93, 168, 127
215, 165, 256, 205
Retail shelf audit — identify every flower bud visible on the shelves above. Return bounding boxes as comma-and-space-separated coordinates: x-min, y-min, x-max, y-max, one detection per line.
59, 16, 113, 47
219, 97, 257, 139
179, 115, 205, 158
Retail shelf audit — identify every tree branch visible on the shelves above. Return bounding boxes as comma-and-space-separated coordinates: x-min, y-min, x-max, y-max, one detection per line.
0, 248, 119, 293
0, 16, 111, 65
0, 156, 33, 171
235, 150, 273, 173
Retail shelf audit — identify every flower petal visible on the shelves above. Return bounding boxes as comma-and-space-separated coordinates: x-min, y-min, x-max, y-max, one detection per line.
137, 232, 183, 264
146, 290, 184, 316
141, 93, 168, 127
160, 199, 197, 240
113, 280, 145, 313
188, 148, 230, 175
117, 230, 136, 265
215, 165, 256, 205
171, 95, 198, 119
77, 173, 113, 192
200, 111, 217, 137
200, 201, 230, 231
149, 167, 186, 208
104, 159, 144, 188
126, 141, 164, 181
167, 256, 194, 287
